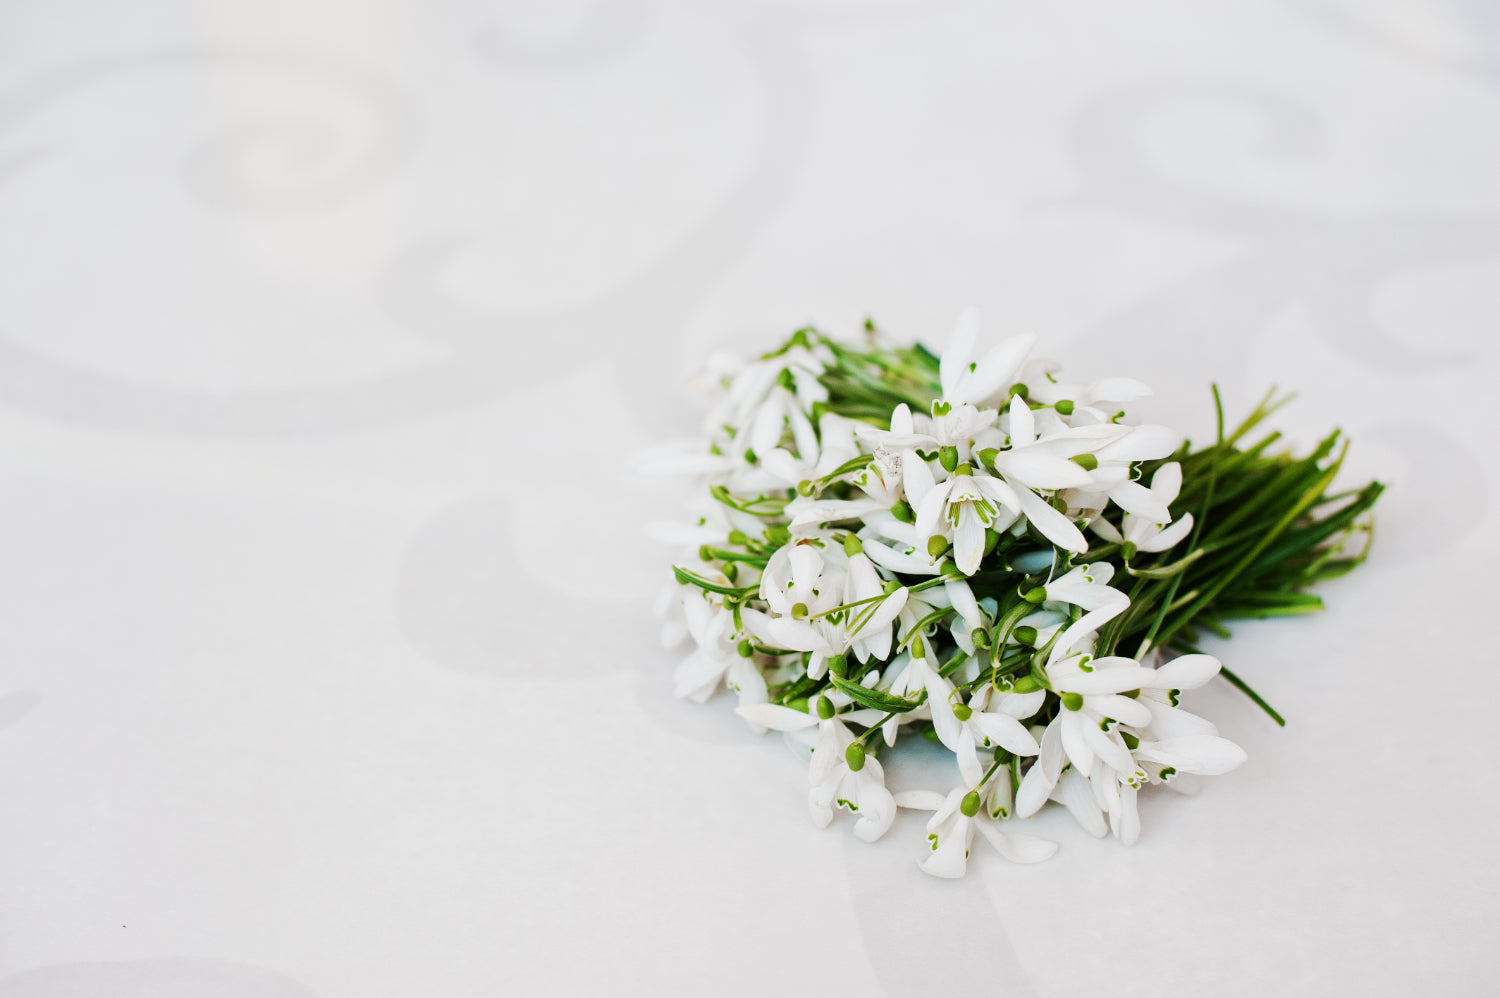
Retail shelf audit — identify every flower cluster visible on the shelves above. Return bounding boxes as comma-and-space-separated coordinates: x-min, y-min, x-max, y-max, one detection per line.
653, 311, 1379, 877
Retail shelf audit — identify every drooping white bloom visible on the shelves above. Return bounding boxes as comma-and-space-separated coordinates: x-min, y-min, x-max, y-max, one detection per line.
1090, 462, 1195, 554
939, 308, 1038, 409
915, 469, 1020, 575
899, 783, 1057, 878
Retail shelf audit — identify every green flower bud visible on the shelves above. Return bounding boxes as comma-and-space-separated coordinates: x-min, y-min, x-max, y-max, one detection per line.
797, 480, 817, 497
972, 628, 992, 650
1122, 541, 1138, 561
743, 448, 758, 464
787, 696, 810, 713
1012, 675, 1041, 693
1023, 586, 1048, 604
960, 790, 981, 817
1008, 382, 1029, 401
791, 602, 809, 620
827, 654, 848, 678
816, 695, 835, 720
952, 703, 973, 722
954, 462, 973, 478
1061, 692, 1084, 711
699, 545, 715, 562
728, 530, 748, 546
843, 534, 864, 557
939, 446, 959, 473
845, 742, 866, 772
737, 640, 753, 658
1055, 399, 1075, 416
983, 528, 1002, 556
927, 535, 949, 559
891, 501, 915, 524
976, 447, 999, 469
1012, 625, 1038, 647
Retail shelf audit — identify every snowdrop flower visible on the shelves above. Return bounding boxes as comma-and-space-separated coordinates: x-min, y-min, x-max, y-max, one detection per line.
915, 466, 1020, 575
938, 308, 1037, 409
854, 403, 941, 513
807, 715, 897, 842
672, 592, 771, 716
899, 783, 1057, 879
1090, 462, 1195, 555
736, 700, 896, 842
1064, 424, 1185, 524
952, 685, 1045, 787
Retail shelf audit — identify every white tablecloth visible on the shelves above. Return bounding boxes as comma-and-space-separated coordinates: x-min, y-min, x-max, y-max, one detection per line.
2, 1, 1496, 995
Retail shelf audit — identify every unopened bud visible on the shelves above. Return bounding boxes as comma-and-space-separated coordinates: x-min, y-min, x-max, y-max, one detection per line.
927, 535, 949, 559
953, 703, 973, 722
1008, 383, 1029, 401
844, 742, 866, 772
939, 446, 959, 473
843, 534, 863, 557
960, 790, 982, 817
1012, 625, 1038, 647
791, 602, 809, 619
1061, 692, 1084, 711
1023, 586, 1047, 604
737, 640, 753, 658
816, 695, 835, 720
1012, 675, 1041, 693
827, 654, 848, 678
1055, 399, 1075, 416
891, 501, 915, 524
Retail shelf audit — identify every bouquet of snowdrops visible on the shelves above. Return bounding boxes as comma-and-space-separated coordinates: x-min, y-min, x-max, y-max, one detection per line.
654, 310, 1382, 878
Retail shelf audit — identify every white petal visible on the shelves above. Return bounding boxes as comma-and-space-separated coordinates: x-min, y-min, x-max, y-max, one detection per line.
1059, 713, 1096, 775
1097, 423, 1181, 462
975, 820, 1058, 864
904, 455, 937, 513
1010, 480, 1088, 553
1145, 735, 1247, 775
894, 789, 948, 811
1135, 513, 1194, 552
945, 579, 984, 632
1008, 394, 1035, 447
915, 480, 953, 542
941, 307, 982, 399
1109, 479, 1172, 522
1150, 653, 1222, 691
1014, 764, 1055, 819
996, 449, 1094, 489
964, 333, 1037, 407
974, 713, 1042, 756
954, 505, 986, 575
1054, 768, 1108, 837
1086, 694, 1152, 729
1151, 461, 1183, 502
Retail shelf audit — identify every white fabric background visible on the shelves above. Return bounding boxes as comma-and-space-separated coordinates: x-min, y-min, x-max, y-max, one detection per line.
0, 1, 1495, 995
